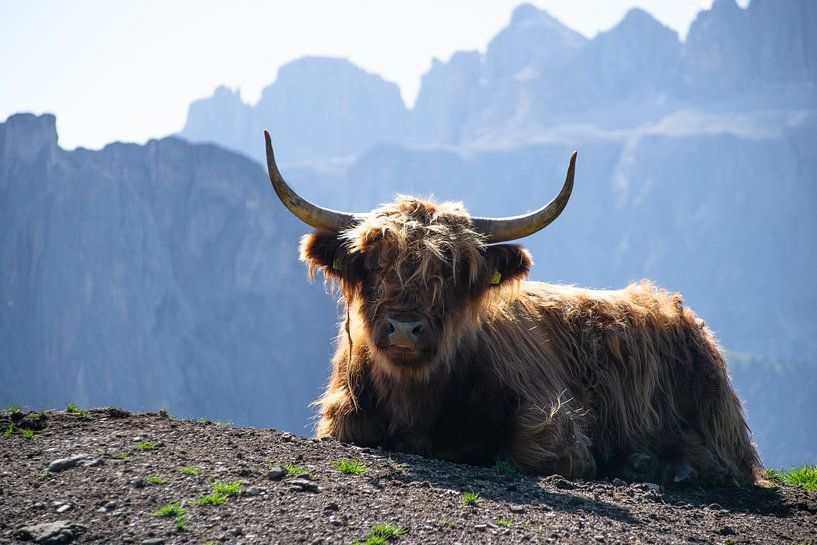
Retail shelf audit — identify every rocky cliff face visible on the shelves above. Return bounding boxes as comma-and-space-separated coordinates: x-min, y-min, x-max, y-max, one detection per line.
0, 113, 335, 432
181, 57, 408, 164
180, 1, 816, 157
682, 0, 817, 98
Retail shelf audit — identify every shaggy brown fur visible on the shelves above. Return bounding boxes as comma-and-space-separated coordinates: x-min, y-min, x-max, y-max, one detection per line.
301, 196, 761, 486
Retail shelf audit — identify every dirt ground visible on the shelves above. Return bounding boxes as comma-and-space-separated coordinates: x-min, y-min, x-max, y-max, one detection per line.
1, 409, 814, 545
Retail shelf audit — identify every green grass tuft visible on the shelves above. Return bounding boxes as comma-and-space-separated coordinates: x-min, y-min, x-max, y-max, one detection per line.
112, 451, 130, 460
496, 519, 513, 527
191, 493, 226, 505
152, 502, 186, 518
764, 465, 817, 491
192, 480, 242, 506
370, 524, 407, 540
462, 491, 480, 507
2, 405, 21, 416
334, 459, 368, 475
174, 514, 188, 531
136, 441, 157, 451
285, 462, 307, 477
146, 475, 166, 485
152, 502, 188, 531
179, 466, 200, 476
211, 480, 242, 496
351, 523, 408, 544
21, 429, 35, 440
3, 424, 12, 437
65, 403, 90, 420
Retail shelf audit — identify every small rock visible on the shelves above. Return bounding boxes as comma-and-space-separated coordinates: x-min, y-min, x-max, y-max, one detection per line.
323, 501, 339, 511
229, 528, 244, 536
141, 539, 165, 545
475, 524, 487, 531
709, 503, 723, 510
267, 466, 287, 480
553, 478, 577, 490
288, 479, 319, 492
644, 482, 661, 491
509, 505, 525, 513
718, 526, 736, 536
281, 433, 293, 442
16, 521, 86, 544
55, 505, 71, 514
611, 478, 627, 487
103, 407, 130, 418
47, 455, 90, 473
243, 486, 264, 496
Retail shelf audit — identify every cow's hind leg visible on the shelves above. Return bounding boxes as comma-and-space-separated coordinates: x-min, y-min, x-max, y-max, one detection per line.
664, 429, 721, 486
603, 449, 661, 483
501, 402, 596, 479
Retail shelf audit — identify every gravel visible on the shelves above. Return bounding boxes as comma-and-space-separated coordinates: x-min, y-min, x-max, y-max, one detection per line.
1, 409, 815, 544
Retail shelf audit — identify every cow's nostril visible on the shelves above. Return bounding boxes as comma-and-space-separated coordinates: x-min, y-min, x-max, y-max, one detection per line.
411, 324, 423, 337
388, 322, 395, 334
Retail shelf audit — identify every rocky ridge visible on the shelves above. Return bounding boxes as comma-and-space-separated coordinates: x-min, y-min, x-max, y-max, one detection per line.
1, 410, 815, 545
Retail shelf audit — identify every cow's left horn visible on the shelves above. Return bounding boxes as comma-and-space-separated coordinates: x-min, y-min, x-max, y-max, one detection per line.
471, 151, 576, 243
264, 130, 364, 231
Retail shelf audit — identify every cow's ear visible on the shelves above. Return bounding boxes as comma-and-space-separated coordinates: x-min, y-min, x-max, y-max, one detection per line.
485, 244, 532, 286
300, 230, 362, 283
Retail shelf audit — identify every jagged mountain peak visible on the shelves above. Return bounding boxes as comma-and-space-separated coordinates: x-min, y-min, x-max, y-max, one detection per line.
711, 0, 742, 13
0, 113, 59, 165
494, 3, 587, 48
616, 7, 676, 35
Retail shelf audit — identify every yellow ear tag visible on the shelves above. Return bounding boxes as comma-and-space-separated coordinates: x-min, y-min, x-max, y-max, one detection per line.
490, 269, 502, 285
332, 257, 341, 270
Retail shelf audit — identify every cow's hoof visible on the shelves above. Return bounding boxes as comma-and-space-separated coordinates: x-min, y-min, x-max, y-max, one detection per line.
673, 464, 698, 484
628, 452, 654, 473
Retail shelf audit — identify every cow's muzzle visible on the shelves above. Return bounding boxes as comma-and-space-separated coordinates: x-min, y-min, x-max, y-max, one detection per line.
387, 318, 424, 347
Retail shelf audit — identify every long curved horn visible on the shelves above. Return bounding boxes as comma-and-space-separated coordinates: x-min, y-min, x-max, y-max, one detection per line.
264, 130, 363, 231
472, 151, 576, 243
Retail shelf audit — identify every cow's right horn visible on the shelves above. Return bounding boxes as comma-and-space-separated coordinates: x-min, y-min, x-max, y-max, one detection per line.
264, 130, 364, 231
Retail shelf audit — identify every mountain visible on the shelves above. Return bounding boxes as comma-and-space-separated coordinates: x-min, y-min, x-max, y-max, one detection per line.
0, 113, 336, 433
181, 1, 816, 157
181, 57, 408, 164
682, 0, 817, 99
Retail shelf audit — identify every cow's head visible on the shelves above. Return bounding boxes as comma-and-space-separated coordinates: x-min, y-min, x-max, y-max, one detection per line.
263, 131, 576, 382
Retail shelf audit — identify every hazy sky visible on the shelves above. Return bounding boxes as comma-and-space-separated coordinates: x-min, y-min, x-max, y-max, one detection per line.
0, 0, 750, 150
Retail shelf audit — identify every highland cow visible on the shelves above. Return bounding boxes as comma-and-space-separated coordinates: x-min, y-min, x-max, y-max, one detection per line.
263, 131, 761, 486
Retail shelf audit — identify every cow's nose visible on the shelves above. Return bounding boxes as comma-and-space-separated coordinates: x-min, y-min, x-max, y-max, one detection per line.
387, 318, 424, 345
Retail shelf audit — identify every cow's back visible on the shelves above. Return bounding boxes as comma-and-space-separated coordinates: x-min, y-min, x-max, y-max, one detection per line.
478, 280, 760, 484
